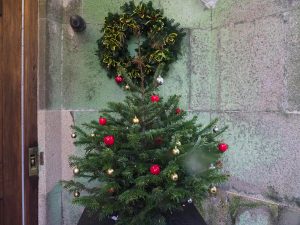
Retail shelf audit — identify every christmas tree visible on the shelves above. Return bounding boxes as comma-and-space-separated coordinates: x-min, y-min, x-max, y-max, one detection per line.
63, 2, 229, 225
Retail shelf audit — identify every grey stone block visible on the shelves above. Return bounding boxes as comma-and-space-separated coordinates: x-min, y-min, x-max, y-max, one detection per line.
216, 16, 285, 111
82, 0, 160, 25
44, 19, 63, 109
159, 31, 190, 110
278, 207, 300, 225
63, 0, 82, 25
39, 18, 47, 110
190, 29, 217, 111
213, 0, 300, 28
213, 112, 300, 200
62, 24, 125, 110
47, 0, 63, 23
160, 0, 211, 29
236, 208, 272, 225
284, 9, 300, 111
46, 185, 63, 225
39, 0, 47, 19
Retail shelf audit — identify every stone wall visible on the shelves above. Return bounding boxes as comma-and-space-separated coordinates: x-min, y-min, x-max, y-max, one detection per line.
38, 0, 300, 224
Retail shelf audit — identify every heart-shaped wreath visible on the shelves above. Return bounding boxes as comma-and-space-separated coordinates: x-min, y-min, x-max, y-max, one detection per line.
97, 1, 186, 87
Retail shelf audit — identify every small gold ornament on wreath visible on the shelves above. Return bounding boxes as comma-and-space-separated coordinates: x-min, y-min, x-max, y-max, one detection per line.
97, 1, 186, 87
125, 84, 130, 90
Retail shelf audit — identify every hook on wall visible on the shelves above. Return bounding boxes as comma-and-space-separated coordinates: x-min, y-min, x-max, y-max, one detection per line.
200, 0, 218, 9
70, 15, 86, 32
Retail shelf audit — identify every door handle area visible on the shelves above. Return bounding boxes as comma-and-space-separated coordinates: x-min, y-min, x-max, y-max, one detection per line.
29, 147, 39, 177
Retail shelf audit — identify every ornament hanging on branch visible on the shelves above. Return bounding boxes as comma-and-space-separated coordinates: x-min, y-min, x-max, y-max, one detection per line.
151, 94, 160, 103
209, 163, 216, 170
103, 135, 115, 146
218, 143, 228, 153
176, 108, 181, 115
125, 84, 130, 90
114, 75, 124, 84
154, 137, 164, 146
99, 117, 107, 126
150, 164, 160, 175
74, 190, 80, 198
73, 167, 80, 175
90, 133, 95, 138
156, 75, 164, 85
71, 133, 77, 138
171, 173, 179, 181
209, 186, 217, 194
172, 146, 180, 155
107, 168, 114, 176
213, 126, 219, 133
132, 116, 140, 124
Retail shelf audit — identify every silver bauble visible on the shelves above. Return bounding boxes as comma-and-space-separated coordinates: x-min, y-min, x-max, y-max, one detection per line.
213, 126, 219, 133
156, 75, 164, 85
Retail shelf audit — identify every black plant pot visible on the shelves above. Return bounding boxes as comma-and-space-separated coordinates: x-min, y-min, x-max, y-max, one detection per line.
77, 204, 208, 225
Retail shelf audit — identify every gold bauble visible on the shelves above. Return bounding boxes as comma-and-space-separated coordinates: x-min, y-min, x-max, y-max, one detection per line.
209, 186, 217, 194
172, 146, 180, 155
133, 116, 140, 124
107, 168, 114, 176
125, 84, 130, 90
171, 173, 179, 181
71, 133, 77, 138
90, 133, 95, 137
74, 191, 80, 197
73, 167, 80, 175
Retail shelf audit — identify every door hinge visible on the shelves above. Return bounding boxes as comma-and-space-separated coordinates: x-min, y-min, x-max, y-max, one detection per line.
29, 147, 39, 177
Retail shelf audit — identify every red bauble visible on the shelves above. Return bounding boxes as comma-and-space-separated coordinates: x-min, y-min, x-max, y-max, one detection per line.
103, 135, 115, 146
99, 117, 107, 126
115, 75, 124, 84
151, 95, 160, 103
154, 137, 163, 146
150, 164, 161, 175
176, 108, 181, 115
218, 143, 228, 153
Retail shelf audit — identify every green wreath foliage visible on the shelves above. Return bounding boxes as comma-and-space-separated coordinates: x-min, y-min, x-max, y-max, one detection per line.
97, 1, 186, 86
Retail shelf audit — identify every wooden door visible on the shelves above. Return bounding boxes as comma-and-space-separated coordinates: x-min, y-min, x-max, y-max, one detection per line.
0, 3, 3, 224
0, 0, 22, 223
0, 0, 38, 224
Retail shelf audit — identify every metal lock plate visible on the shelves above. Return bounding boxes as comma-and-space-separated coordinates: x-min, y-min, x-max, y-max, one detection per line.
29, 147, 39, 177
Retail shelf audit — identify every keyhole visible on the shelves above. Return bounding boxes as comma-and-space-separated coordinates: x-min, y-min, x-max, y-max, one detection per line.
30, 155, 36, 167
